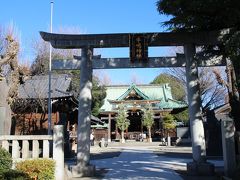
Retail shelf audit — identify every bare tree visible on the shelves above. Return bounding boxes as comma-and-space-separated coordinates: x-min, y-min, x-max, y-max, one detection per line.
93, 70, 112, 86
0, 26, 7, 55
31, 26, 83, 75
0, 25, 28, 134
130, 72, 143, 84
31, 37, 81, 75
167, 46, 227, 112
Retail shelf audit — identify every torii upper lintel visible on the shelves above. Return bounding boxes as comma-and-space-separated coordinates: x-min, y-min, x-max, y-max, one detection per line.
40, 30, 225, 49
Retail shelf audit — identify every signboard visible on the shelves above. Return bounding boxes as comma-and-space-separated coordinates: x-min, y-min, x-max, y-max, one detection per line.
130, 34, 148, 63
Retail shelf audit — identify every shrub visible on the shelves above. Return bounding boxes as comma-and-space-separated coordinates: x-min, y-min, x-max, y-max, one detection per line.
0, 169, 30, 180
16, 159, 55, 180
0, 147, 12, 171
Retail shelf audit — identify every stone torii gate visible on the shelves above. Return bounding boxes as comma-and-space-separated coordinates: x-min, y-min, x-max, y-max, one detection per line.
40, 30, 226, 177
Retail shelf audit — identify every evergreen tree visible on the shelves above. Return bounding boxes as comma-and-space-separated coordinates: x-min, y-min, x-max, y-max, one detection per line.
142, 105, 154, 142
116, 105, 130, 143
91, 77, 106, 116
162, 114, 176, 136
151, 73, 185, 101
173, 108, 189, 125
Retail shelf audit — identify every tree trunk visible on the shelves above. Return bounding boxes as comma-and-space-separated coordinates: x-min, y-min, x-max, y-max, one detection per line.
0, 79, 12, 135
230, 60, 240, 131
121, 130, 125, 143
148, 128, 152, 142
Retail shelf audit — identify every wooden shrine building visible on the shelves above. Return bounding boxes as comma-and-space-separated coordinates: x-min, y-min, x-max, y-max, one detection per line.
93, 83, 187, 141
11, 74, 80, 135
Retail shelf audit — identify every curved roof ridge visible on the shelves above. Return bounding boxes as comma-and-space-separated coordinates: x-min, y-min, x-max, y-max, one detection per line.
105, 83, 171, 88
116, 84, 149, 100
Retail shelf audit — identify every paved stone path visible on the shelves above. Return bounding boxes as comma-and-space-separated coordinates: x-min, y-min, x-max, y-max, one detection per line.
69, 145, 223, 179
91, 147, 184, 180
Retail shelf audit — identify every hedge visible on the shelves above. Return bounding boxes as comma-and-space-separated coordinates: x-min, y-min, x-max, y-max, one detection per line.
0, 147, 12, 171
16, 159, 55, 180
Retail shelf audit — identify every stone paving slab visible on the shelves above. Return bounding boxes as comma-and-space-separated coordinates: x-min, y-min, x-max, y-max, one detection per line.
68, 144, 224, 180
91, 147, 184, 180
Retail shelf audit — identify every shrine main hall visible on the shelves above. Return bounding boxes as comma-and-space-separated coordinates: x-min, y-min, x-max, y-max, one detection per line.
93, 83, 188, 141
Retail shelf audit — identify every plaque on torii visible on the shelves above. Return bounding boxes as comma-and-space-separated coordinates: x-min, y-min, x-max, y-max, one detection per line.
129, 34, 148, 63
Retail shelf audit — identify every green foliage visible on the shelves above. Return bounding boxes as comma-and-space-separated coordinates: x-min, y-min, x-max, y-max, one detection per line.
16, 159, 55, 180
70, 72, 106, 116
224, 30, 240, 90
142, 106, 154, 129
157, 0, 240, 130
157, 0, 240, 32
151, 73, 185, 101
91, 77, 106, 116
0, 169, 30, 180
0, 148, 27, 180
162, 114, 176, 130
156, 0, 240, 87
173, 108, 189, 124
116, 105, 130, 132
0, 147, 12, 171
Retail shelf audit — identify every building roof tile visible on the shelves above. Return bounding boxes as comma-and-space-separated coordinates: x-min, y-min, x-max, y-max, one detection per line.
100, 84, 187, 112
18, 74, 72, 99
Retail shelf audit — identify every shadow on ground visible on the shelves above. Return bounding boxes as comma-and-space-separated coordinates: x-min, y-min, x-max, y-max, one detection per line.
154, 151, 192, 159
90, 151, 122, 160
176, 167, 224, 180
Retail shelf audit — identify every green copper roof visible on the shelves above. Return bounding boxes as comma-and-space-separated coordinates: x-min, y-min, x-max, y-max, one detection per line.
117, 84, 149, 100
100, 84, 187, 112
158, 98, 188, 109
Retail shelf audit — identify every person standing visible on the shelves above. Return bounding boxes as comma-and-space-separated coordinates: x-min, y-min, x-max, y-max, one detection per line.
90, 131, 95, 146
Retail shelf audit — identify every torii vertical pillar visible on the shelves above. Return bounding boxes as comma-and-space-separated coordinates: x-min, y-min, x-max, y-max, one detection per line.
72, 47, 95, 177
185, 44, 214, 175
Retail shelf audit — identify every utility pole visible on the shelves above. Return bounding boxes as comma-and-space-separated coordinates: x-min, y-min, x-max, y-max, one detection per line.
48, 1, 53, 135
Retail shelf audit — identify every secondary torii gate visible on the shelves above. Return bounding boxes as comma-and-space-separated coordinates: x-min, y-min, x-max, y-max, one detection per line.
40, 30, 226, 177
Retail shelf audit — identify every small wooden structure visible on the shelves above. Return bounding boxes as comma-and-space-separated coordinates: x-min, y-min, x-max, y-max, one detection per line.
12, 74, 78, 135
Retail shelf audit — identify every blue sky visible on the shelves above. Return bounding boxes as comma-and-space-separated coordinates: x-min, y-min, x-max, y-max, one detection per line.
0, 0, 173, 85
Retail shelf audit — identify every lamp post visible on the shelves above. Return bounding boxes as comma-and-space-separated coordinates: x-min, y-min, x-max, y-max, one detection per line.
48, 1, 53, 135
